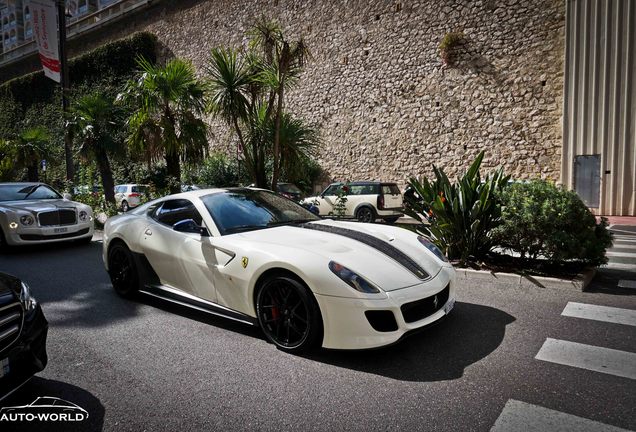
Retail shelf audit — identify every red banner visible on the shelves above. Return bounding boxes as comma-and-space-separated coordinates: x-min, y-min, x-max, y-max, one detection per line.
31, 0, 60, 83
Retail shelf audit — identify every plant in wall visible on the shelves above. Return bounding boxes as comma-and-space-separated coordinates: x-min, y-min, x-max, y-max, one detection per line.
439, 31, 464, 66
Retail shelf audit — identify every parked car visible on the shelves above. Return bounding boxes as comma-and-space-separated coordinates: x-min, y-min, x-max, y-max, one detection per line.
114, 184, 149, 212
103, 187, 455, 353
302, 181, 404, 223
0, 272, 48, 401
276, 183, 304, 202
0, 183, 94, 247
72, 184, 103, 197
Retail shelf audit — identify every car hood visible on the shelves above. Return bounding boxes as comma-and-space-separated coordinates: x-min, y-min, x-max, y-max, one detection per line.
0, 199, 83, 213
233, 219, 446, 291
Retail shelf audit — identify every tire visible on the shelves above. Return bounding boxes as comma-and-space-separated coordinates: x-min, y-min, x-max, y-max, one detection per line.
0, 227, 7, 253
256, 275, 323, 353
107, 242, 139, 298
384, 217, 399, 224
121, 200, 130, 212
355, 206, 375, 223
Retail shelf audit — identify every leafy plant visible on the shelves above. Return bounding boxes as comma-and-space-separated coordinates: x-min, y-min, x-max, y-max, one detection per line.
405, 151, 510, 265
494, 180, 613, 266
439, 31, 464, 66
329, 184, 349, 218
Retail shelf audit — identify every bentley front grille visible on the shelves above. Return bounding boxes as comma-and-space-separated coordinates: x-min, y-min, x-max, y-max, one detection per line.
38, 209, 77, 226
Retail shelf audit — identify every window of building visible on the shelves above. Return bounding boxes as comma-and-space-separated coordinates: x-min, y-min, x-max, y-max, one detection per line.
9, 13, 15, 26
9, 29, 16, 43
78, 0, 88, 14
24, 6, 30, 20
25, 22, 32, 38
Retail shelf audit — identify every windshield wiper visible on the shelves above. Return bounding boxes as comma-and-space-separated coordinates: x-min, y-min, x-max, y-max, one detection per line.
225, 225, 268, 234
267, 219, 317, 227
22, 185, 41, 200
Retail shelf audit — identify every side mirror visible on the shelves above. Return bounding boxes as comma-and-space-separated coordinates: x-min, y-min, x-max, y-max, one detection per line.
173, 219, 210, 237
63, 193, 72, 200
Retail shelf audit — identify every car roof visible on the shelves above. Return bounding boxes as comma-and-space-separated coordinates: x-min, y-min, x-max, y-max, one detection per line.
329, 181, 397, 186
0, 182, 45, 186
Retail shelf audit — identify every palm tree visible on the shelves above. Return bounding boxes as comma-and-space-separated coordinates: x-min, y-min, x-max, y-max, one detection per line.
118, 57, 208, 193
68, 92, 122, 204
206, 19, 311, 190
250, 18, 309, 191
269, 112, 320, 182
4, 127, 50, 182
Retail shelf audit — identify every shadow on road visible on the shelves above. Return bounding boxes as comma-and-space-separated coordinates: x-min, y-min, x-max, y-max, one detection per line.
0, 241, 146, 329
0, 377, 105, 432
306, 302, 515, 382
586, 268, 636, 296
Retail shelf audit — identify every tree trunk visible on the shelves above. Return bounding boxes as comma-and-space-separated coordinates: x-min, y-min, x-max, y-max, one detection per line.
27, 163, 39, 182
165, 150, 181, 194
232, 116, 256, 185
96, 148, 116, 205
270, 83, 285, 191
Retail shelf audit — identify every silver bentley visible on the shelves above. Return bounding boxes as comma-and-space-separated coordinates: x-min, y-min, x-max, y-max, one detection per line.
0, 183, 94, 248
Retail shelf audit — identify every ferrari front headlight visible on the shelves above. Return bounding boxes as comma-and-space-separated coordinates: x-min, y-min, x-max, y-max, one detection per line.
20, 215, 35, 226
417, 236, 448, 262
328, 261, 380, 294
20, 281, 38, 313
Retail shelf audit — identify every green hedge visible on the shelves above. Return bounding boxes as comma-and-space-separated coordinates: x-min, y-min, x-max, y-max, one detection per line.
0, 32, 157, 125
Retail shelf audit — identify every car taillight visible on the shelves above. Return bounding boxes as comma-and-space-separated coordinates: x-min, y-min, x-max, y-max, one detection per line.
129, 193, 140, 198
377, 195, 385, 210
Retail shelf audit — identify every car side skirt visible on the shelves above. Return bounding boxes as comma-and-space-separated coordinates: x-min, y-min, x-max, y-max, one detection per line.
139, 284, 258, 327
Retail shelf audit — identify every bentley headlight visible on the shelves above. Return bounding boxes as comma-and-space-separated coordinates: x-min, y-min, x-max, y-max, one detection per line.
417, 236, 448, 262
79, 210, 89, 222
20, 281, 38, 314
20, 215, 35, 226
328, 261, 380, 294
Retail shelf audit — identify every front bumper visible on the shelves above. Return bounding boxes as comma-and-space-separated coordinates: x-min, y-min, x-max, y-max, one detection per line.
0, 305, 48, 401
4, 222, 94, 246
315, 266, 455, 349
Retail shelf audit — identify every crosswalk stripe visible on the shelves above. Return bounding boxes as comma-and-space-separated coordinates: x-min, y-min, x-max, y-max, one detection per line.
562, 302, 636, 326
535, 338, 636, 380
490, 400, 632, 432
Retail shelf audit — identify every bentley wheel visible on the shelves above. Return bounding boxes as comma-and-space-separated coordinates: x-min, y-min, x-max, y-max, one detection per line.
356, 206, 375, 223
256, 275, 322, 353
108, 242, 139, 298
121, 200, 130, 212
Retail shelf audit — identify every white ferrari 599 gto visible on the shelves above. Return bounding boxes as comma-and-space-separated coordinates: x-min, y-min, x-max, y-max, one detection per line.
102, 188, 455, 352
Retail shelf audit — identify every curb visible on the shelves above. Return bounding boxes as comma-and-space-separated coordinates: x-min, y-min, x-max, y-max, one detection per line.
454, 267, 597, 292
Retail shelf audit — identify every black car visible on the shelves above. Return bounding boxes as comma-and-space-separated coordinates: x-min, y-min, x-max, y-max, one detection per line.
0, 272, 48, 401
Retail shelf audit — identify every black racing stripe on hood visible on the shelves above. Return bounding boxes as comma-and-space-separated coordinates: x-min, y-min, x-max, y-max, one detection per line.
301, 223, 430, 280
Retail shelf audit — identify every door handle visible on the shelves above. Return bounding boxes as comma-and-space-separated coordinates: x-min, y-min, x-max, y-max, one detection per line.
145, 229, 152, 236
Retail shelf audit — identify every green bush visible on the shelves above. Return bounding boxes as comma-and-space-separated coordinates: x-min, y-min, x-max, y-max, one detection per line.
405, 151, 509, 264
186, 152, 248, 187
494, 180, 613, 266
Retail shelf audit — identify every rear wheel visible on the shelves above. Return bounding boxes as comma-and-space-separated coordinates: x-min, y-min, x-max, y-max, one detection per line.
108, 242, 139, 298
356, 206, 375, 223
256, 275, 322, 353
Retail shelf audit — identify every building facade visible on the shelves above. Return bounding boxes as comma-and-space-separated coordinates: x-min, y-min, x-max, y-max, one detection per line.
0, 0, 634, 215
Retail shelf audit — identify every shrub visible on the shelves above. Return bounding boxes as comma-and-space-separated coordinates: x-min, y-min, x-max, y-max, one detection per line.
405, 151, 509, 264
494, 180, 613, 266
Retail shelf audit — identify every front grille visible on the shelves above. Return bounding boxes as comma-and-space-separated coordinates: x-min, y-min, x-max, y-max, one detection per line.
365, 310, 398, 332
401, 284, 450, 323
0, 292, 23, 354
20, 227, 90, 241
38, 209, 77, 226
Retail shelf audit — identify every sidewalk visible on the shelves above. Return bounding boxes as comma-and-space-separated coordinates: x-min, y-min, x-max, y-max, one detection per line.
598, 216, 636, 226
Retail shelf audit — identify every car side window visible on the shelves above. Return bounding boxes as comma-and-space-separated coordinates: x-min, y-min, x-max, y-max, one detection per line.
152, 199, 203, 227
348, 185, 364, 196
323, 185, 340, 196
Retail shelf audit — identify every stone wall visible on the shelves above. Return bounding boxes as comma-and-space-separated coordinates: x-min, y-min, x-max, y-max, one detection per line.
2, 0, 567, 189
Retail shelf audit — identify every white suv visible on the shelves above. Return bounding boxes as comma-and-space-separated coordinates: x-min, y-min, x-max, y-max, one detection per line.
303, 181, 403, 223
114, 184, 149, 212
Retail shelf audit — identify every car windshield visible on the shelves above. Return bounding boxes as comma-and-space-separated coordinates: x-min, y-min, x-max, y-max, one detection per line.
201, 189, 321, 235
0, 184, 62, 201
277, 183, 302, 194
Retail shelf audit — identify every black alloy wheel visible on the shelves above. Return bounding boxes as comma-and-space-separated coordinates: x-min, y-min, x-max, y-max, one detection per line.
108, 243, 139, 298
256, 276, 322, 353
356, 206, 375, 223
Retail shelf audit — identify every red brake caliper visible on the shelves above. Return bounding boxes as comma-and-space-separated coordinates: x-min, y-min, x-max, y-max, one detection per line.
271, 306, 280, 321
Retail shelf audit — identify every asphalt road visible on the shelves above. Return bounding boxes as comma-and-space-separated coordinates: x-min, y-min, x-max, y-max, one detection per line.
0, 238, 635, 432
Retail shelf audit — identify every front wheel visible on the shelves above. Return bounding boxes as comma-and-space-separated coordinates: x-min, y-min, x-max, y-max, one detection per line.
256, 275, 323, 353
356, 206, 375, 223
108, 242, 139, 298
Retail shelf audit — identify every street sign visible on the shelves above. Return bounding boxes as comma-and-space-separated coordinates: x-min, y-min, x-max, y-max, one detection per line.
31, 0, 61, 83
